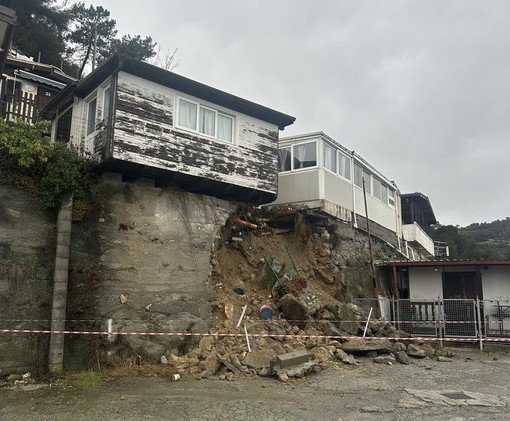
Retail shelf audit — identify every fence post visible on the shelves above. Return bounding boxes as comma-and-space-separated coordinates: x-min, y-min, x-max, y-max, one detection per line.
476, 297, 483, 351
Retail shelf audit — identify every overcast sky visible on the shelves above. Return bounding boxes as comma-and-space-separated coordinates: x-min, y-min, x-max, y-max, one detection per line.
88, 0, 510, 227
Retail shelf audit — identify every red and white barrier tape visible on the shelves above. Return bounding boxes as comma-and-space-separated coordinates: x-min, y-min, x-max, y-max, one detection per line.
1, 328, 509, 342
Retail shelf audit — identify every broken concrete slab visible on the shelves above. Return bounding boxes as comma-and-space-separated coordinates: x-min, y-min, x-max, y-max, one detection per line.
341, 338, 392, 354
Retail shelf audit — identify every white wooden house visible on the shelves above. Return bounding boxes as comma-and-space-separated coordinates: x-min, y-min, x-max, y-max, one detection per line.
42, 54, 295, 203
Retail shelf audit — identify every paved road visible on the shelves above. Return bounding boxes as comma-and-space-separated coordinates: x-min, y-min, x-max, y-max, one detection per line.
1, 346, 509, 420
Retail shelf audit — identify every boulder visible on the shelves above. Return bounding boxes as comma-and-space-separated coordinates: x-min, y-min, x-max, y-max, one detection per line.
394, 351, 411, 365
277, 294, 310, 326
407, 344, 426, 358
336, 303, 365, 335
242, 349, 277, 369
311, 346, 335, 364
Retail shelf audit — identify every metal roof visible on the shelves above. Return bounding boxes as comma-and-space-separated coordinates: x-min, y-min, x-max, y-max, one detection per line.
43, 54, 296, 130
380, 259, 510, 267
14, 69, 66, 89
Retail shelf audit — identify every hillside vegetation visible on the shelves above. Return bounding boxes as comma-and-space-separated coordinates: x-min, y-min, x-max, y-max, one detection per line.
431, 218, 510, 260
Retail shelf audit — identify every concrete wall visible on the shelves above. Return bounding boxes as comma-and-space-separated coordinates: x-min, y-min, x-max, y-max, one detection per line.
65, 173, 237, 368
408, 267, 443, 300
0, 185, 55, 374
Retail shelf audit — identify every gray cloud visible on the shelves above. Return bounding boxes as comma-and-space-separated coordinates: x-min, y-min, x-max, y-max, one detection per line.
91, 0, 510, 225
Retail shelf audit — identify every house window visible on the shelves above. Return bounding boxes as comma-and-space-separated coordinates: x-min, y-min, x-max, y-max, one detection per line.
381, 184, 388, 204
373, 177, 382, 200
103, 85, 111, 121
354, 163, 363, 188
324, 143, 336, 172
178, 98, 197, 130
86, 97, 97, 136
388, 189, 396, 207
177, 97, 234, 142
338, 152, 351, 180
293, 142, 317, 169
278, 147, 291, 172
363, 172, 371, 194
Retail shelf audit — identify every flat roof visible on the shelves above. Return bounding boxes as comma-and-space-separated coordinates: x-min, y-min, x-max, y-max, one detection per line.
43, 54, 295, 130
381, 259, 510, 267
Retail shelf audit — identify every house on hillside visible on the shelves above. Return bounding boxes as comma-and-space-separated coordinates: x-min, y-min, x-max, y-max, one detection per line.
1, 50, 75, 123
42, 54, 295, 204
271, 132, 439, 261
271, 132, 404, 247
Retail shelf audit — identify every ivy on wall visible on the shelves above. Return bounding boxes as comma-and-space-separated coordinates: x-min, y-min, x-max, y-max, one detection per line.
0, 119, 95, 209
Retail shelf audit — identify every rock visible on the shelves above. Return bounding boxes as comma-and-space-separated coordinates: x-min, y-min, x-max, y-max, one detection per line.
198, 336, 215, 353
277, 294, 310, 325
373, 355, 395, 365
319, 321, 347, 340
119, 294, 128, 304
335, 349, 359, 365
341, 338, 392, 354
224, 372, 235, 381
200, 351, 222, 375
390, 342, 407, 353
160, 355, 168, 365
242, 350, 276, 369
336, 303, 364, 335
394, 351, 411, 365
317, 308, 334, 320
436, 356, 453, 362
6, 374, 22, 382
258, 367, 270, 377
311, 346, 335, 364
224, 302, 234, 319
365, 351, 378, 358
278, 372, 289, 382
407, 344, 426, 358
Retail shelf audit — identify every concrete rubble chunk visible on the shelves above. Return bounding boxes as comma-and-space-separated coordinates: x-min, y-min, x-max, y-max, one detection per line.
276, 349, 313, 369
341, 338, 392, 354
335, 349, 359, 366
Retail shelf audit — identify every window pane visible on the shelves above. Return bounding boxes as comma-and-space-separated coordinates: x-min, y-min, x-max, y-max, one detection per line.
103, 86, 111, 121
381, 184, 388, 204
354, 163, 363, 188
388, 189, 395, 206
338, 152, 351, 180
278, 147, 291, 172
363, 172, 371, 194
178, 99, 197, 130
324, 143, 336, 172
217, 114, 233, 142
293, 141, 316, 169
373, 177, 382, 200
199, 107, 215, 136
87, 97, 97, 136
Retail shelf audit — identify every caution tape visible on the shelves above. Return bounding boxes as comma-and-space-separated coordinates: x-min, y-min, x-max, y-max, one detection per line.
2, 328, 510, 343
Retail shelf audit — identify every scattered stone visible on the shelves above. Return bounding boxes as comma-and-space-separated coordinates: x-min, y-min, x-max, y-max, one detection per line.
437, 356, 453, 362
407, 344, 427, 358
119, 293, 128, 304
160, 355, 168, 365
278, 372, 289, 383
311, 346, 335, 364
335, 349, 359, 365
394, 351, 411, 365
373, 355, 395, 365
6, 374, 22, 382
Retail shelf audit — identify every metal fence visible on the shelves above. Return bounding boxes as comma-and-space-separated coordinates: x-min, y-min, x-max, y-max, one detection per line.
354, 297, 510, 346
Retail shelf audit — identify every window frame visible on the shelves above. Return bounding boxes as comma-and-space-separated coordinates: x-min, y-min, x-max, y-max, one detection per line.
337, 150, 351, 181
85, 94, 97, 137
176, 95, 235, 143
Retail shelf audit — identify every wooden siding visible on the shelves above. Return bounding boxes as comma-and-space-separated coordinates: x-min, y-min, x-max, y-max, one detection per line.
113, 72, 279, 195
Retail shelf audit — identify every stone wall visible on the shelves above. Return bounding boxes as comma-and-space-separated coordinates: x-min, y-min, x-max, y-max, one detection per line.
65, 173, 238, 369
0, 185, 56, 375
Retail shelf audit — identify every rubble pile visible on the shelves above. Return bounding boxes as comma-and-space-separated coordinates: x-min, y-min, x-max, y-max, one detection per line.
154, 209, 448, 381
